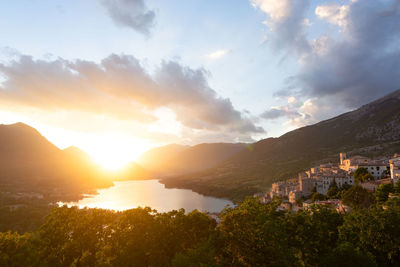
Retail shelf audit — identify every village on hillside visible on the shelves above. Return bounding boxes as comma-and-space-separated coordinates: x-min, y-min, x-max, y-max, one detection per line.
260, 152, 400, 212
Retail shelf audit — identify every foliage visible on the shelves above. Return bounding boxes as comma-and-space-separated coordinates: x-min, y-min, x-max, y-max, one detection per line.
311, 192, 326, 202
342, 185, 375, 209
327, 179, 339, 199
1, 195, 400, 266
217, 198, 295, 266
0, 232, 36, 267
375, 183, 394, 203
354, 167, 373, 184
339, 202, 400, 266
394, 180, 400, 194
319, 242, 377, 267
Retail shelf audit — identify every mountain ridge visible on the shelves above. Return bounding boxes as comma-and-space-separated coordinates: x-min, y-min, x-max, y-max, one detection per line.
138, 142, 247, 176
161, 89, 400, 201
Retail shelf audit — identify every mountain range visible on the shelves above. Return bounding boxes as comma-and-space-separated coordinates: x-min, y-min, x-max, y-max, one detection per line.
137, 143, 246, 176
0, 123, 148, 201
2, 90, 400, 202
160, 90, 400, 201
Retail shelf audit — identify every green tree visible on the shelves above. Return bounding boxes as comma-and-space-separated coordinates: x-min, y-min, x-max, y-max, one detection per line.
342, 186, 375, 209
0, 231, 37, 267
394, 180, 400, 194
217, 198, 296, 266
339, 204, 400, 266
286, 206, 343, 266
319, 242, 377, 267
354, 167, 373, 184
375, 183, 394, 203
327, 179, 340, 199
311, 192, 326, 202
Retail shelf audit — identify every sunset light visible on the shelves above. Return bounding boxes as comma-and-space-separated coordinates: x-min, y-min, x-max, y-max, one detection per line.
1, 0, 400, 265
84, 135, 153, 171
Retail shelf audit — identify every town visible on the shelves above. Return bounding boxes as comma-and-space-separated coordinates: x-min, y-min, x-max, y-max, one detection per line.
261, 152, 400, 212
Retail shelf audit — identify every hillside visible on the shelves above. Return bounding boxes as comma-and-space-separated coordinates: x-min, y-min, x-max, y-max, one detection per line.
161, 90, 400, 201
0, 123, 114, 199
138, 143, 247, 176
0, 123, 151, 202
137, 144, 189, 175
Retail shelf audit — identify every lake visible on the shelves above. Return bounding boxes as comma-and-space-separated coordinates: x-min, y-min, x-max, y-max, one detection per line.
65, 179, 233, 213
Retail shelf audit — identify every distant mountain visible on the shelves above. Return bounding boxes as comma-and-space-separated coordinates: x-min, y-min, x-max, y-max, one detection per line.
0, 123, 113, 198
0, 123, 150, 200
138, 143, 247, 176
113, 162, 152, 181
162, 90, 400, 201
63, 146, 93, 163
137, 144, 189, 174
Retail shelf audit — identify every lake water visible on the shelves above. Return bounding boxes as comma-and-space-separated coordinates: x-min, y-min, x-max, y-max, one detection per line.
66, 180, 233, 213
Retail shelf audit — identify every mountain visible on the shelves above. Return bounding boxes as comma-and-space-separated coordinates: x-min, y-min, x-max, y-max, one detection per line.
137, 144, 189, 174
0, 123, 114, 199
138, 143, 247, 176
161, 90, 400, 202
64, 146, 93, 163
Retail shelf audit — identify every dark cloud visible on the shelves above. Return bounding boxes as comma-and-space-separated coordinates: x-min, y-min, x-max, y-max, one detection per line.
101, 0, 155, 35
296, 0, 400, 108
261, 107, 301, 120
0, 53, 263, 136
258, 0, 400, 125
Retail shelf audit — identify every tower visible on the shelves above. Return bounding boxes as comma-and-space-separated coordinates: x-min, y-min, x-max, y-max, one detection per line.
340, 152, 347, 165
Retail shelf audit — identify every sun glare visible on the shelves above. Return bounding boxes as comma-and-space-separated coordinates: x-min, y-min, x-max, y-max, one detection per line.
92, 153, 130, 171
81, 135, 152, 171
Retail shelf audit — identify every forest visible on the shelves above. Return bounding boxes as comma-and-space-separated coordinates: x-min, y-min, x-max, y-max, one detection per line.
1, 185, 400, 267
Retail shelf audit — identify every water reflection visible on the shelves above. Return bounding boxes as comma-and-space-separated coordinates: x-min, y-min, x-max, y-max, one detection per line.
66, 180, 233, 213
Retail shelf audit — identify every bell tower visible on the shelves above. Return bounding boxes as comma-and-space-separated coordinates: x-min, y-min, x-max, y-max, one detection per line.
340, 152, 347, 165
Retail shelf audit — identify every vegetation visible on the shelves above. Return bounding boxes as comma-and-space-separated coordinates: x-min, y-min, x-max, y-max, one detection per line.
354, 167, 374, 184
342, 185, 375, 209
375, 183, 394, 203
1, 194, 400, 266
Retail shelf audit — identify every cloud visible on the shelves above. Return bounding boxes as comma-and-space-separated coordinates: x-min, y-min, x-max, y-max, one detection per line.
101, 0, 155, 35
0, 53, 264, 140
251, 0, 310, 54
315, 2, 350, 28
257, 0, 400, 126
261, 107, 301, 120
207, 50, 229, 60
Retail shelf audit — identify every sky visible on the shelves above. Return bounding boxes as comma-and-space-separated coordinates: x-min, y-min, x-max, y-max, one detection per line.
0, 0, 399, 168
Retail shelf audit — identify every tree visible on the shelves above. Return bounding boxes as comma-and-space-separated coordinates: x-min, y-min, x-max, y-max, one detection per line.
339, 204, 400, 266
394, 180, 400, 194
342, 186, 375, 209
375, 183, 394, 203
327, 179, 340, 199
217, 198, 296, 266
311, 192, 326, 202
320, 242, 377, 267
0, 232, 37, 267
286, 206, 343, 266
353, 167, 374, 184
354, 167, 373, 184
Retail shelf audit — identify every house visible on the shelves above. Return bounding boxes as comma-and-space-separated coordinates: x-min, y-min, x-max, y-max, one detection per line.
390, 155, 400, 183
339, 152, 389, 180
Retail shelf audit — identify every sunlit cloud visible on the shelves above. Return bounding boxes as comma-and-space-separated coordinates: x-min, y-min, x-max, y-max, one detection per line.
0, 53, 264, 156
207, 49, 229, 60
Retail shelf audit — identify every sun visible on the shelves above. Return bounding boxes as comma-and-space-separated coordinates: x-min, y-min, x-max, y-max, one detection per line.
81, 134, 152, 171
92, 153, 130, 171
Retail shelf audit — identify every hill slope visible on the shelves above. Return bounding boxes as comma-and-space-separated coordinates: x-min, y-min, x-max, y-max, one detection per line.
161, 90, 400, 201
0, 123, 114, 198
138, 143, 247, 176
